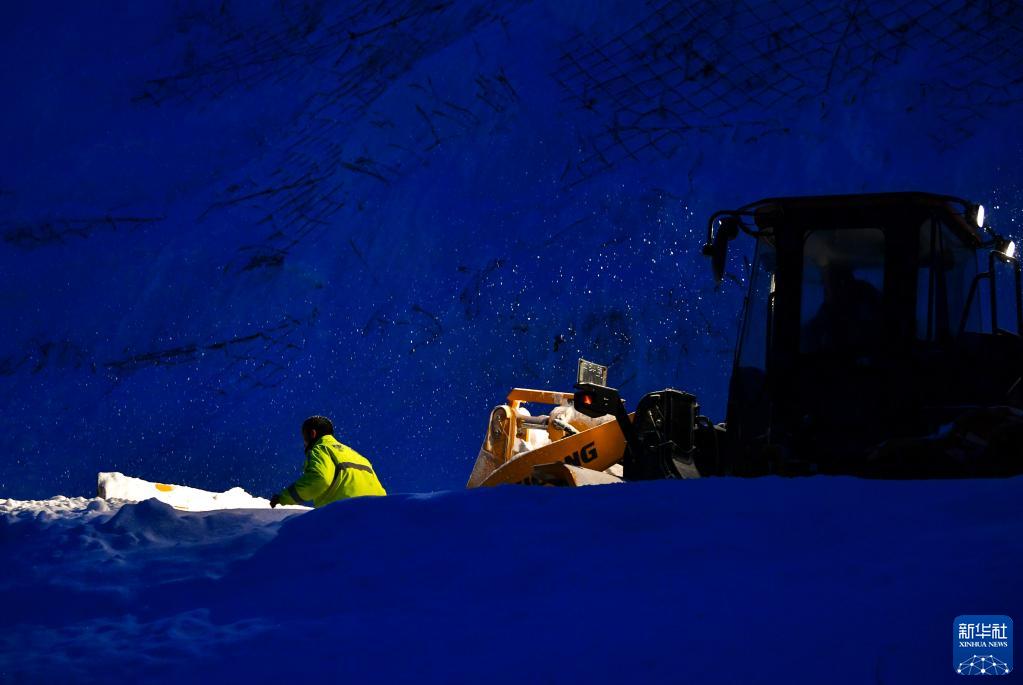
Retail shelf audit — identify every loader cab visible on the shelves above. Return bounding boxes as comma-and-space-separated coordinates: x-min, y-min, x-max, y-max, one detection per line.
710, 193, 1023, 476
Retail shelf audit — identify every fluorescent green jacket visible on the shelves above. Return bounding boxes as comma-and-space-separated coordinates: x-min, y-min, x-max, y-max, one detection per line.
277, 435, 386, 507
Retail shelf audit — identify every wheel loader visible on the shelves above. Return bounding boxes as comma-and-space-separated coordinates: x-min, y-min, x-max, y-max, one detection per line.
467, 192, 1023, 487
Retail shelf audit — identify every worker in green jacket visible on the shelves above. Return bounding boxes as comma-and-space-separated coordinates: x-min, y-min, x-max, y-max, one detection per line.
270, 415, 386, 508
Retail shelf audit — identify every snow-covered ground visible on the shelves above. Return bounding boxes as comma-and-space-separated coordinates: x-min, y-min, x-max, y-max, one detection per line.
2, 476, 1020, 683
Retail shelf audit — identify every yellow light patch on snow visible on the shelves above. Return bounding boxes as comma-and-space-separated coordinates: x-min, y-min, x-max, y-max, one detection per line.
155, 483, 174, 492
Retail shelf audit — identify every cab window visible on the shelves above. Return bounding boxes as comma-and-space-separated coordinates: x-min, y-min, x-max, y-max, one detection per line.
800, 228, 885, 355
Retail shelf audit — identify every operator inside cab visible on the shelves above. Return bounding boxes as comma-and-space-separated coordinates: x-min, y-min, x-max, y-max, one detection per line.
270, 415, 386, 508
801, 261, 884, 356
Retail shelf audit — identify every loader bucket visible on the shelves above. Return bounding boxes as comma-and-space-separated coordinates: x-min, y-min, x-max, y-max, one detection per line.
530, 462, 624, 486
466, 388, 631, 487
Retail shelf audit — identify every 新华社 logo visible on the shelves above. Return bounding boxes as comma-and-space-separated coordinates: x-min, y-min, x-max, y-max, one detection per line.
953, 615, 1013, 676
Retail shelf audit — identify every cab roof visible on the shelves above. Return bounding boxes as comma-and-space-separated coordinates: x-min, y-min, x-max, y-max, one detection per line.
747, 191, 984, 243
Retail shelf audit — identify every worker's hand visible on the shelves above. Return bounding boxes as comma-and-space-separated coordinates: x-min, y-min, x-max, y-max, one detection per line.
269, 493, 281, 509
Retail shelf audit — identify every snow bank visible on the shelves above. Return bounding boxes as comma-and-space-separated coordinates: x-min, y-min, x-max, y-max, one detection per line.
0, 495, 119, 524
0, 492, 303, 634
96, 472, 308, 511
1, 476, 1021, 683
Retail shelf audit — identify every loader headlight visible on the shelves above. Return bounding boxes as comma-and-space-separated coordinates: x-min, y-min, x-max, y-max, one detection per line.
968, 203, 985, 228
992, 237, 1015, 259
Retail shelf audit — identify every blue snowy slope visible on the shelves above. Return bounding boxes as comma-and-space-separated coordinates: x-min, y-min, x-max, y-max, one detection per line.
3, 0, 1023, 499
1, 476, 1020, 683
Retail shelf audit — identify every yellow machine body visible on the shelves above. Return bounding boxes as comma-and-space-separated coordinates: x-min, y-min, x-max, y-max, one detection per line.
466, 388, 628, 488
